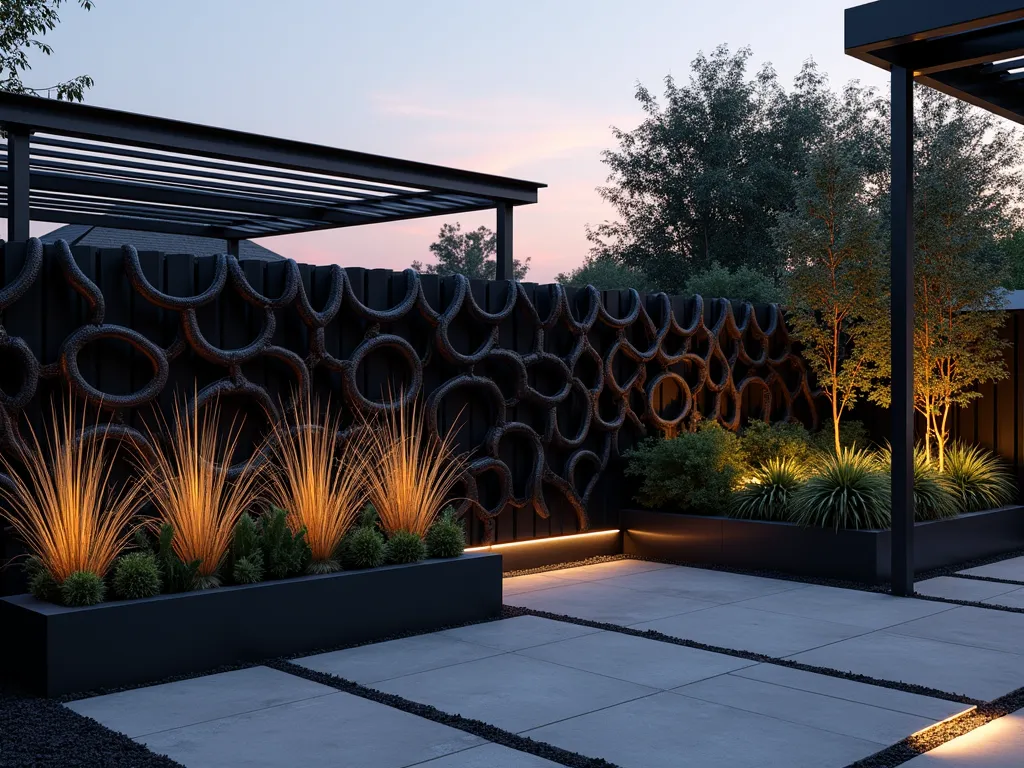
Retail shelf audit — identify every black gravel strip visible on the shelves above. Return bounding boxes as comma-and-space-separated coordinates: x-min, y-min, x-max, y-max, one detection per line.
268, 659, 617, 768
906, 591, 1024, 615
0, 682, 183, 768
844, 689, 1024, 767
501, 606, 980, 706
938, 572, 1024, 587
503, 554, 630, 578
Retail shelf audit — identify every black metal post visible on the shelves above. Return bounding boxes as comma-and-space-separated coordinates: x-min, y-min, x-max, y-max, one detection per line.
496, 202, 513, 281
227, 239, 240, 258
891, 65, 915, 597
6, 126, 31, 241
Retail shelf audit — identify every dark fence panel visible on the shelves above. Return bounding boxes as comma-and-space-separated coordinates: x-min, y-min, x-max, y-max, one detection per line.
0, 239, 819, 589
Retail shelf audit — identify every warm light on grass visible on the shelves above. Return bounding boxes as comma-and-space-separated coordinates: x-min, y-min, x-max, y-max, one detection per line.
0, 400, 145, 582
267, 393, 365, 573
363, 392, 465, 537
139, 394, 262, 587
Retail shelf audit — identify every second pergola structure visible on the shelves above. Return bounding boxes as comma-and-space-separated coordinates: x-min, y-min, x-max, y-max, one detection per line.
846, 0, 1024, 595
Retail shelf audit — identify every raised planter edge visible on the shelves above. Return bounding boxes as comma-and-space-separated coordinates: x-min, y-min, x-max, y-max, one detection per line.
621, 505, 1024, 583
0, 552, 502, 697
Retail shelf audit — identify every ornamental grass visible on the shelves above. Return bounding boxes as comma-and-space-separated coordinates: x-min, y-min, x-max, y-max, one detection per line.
266, 393, 365, 574
729, 456, 806, 522
790, 446, 891, 530
362, 393, 465, 537
0, 400, 145, 586
875, 445, 959, 522
944, 441, 1016, 513
139, 395, 262, 588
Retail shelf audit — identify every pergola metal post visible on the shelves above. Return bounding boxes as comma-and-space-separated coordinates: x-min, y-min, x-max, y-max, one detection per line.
6, 126, 30, 241
496, 202, 513, 281
890, 64, 915, 596
226, 239, 240, 258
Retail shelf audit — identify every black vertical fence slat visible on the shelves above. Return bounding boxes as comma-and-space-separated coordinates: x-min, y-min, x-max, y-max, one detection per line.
163, 253, 195, 407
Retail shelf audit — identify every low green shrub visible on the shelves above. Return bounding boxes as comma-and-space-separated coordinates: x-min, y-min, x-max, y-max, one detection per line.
112, 552, 162, 600
228, 513, 265, 584
259, 506, 311, 579
426, 507, 466, 558
944, 442, 1016, 513
624, 422, 744, 514
740, 421, 813, 469
134, 524, 200, 593
809, 419, 871, 454
729, 457, 806, 521
791, 447, 891, 530
341, 525, 386, 569
60, 570, 105, 607
876, 447, 959, 522
25, 557, 59, 603
384, 530, 427, 565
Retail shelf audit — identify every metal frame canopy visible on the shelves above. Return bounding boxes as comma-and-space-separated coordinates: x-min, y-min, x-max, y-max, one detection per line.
0, 92, 545, 277
845, 0, 1024, 596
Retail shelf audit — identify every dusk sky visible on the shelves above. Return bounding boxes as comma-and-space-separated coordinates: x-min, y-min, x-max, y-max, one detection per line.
13, 0, 885, 282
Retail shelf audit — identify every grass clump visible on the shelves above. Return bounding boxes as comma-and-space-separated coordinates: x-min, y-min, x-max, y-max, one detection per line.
425, 506, 466, 558
266, 393, 365, 575
791, 447, 890, 530
112, 551, 161, 600
363, 393, 465, 537
729, 457, 806, 521
60, 570, 105, 607
625, 422, 744, 514
0, 400, 145, 602
384, 530, 427, 565
944, 442, 1016, 513
258, 506, 311, 579
876, 446, 959, 522
138, 394, 263, 590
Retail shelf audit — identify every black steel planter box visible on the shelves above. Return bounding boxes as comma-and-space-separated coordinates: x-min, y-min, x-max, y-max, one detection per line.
622, 506, 1024, 583
0, 553, 501, 697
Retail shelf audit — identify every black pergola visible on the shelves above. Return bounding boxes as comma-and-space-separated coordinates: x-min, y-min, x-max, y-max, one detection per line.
846, 0, 1024, 595
0, 92, 544, 278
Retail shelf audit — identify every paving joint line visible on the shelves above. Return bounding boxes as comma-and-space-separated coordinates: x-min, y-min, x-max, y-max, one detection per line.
501, 605, 980, 706
267, 658, 618, 768
940, 571, 1024, 587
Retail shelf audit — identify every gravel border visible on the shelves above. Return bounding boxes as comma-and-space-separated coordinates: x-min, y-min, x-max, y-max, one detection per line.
0, 683, 183, 768
269, 659, 617, 768
844, 688, 1024, 767
503, 554, 630, 578
501, 605, 980, 705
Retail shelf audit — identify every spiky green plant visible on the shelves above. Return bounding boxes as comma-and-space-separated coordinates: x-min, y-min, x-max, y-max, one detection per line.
876, 446, 959, 522
60, 570, 105, 606
944, 442, 1016, 513
340, 525, 386, 569
384, 530, 427, 565
112, 552, 162, 600
791, 447, 891, 530
425, 506, 466, 558
729, 457, 806, 521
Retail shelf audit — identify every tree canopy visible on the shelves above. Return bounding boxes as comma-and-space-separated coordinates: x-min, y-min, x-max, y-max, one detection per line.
1, 0, 94, 101
586, 46, 834, 292
413, 223, 530, 281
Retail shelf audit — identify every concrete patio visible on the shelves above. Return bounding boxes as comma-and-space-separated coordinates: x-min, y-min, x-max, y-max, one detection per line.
63, 559, 1024, 768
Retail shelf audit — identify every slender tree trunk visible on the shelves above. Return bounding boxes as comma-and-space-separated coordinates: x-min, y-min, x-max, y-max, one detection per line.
832, 394, 841, 455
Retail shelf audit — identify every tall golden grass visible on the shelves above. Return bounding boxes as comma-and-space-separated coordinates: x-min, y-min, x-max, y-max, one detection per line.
139, 394, 262, 586
267, 393, 365, 571
0, 400, 145, 582
363, 393, 465, 537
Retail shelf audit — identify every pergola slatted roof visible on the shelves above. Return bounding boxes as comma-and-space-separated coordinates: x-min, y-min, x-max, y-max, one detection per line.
0, 92, 544, 258
846, 0, 1024, 125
